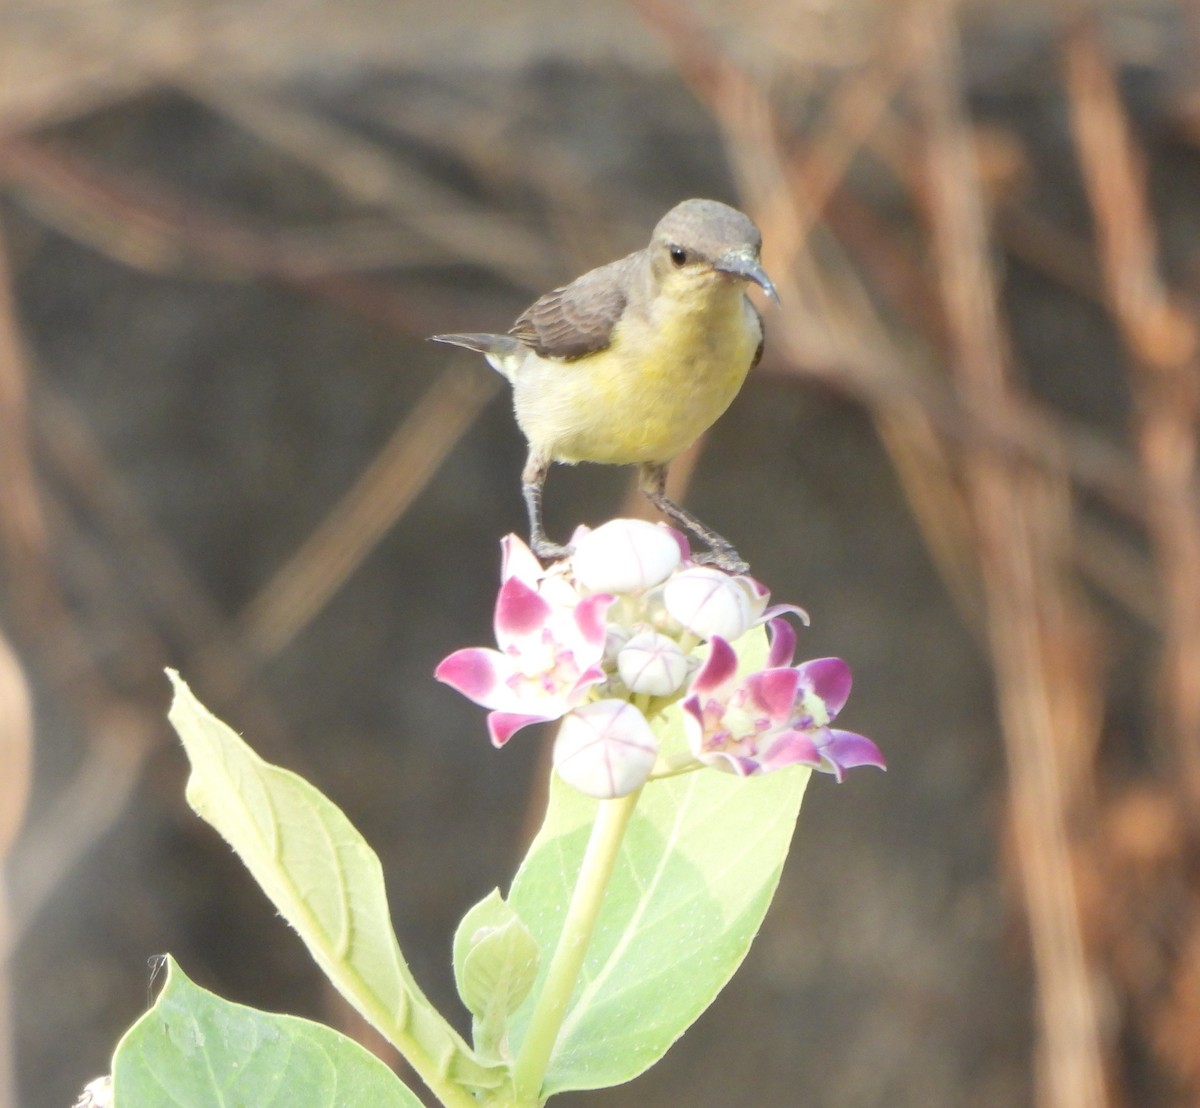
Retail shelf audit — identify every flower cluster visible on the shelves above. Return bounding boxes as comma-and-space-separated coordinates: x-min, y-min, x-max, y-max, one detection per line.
436, 520, 884, 798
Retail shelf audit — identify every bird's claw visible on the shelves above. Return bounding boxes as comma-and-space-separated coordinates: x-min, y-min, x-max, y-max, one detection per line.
532, 539, 574, 565
692, 547, 750, 575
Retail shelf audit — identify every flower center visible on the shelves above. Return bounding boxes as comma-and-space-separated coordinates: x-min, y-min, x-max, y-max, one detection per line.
721, 703, 760, 743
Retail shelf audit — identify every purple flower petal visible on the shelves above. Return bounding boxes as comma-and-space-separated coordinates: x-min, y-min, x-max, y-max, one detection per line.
690, 635, 738, 696
822, 729, 887, 777
765, 618, 797, 669
435, 648, 505, 704
762, 602, 811, 627
796, 657, 852, 718
494, 575, 552, 644
745, 667, 802, 723
760, 729, 822, 771
573, 592, 615, 648
568, 662, 609, 701
743, 575, 769, 600
682, 692, 744, 771
702, 750, 761, 776
487, 711, 551, 748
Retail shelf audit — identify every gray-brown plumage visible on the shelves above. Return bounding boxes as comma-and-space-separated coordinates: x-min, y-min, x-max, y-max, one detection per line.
509, 256, 633, 359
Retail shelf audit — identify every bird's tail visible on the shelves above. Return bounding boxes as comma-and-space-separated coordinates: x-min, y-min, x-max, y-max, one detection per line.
430, 333, 524, 379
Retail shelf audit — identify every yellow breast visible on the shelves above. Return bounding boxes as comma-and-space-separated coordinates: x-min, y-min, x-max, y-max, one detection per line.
511, 280, 760, 466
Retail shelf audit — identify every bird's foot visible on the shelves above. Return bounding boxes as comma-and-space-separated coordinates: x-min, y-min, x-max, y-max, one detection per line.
692, 545, 750, 576
532, 537, 574, 564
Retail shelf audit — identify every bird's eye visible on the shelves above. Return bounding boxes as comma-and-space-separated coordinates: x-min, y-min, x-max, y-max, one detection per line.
669, 245, 688, 267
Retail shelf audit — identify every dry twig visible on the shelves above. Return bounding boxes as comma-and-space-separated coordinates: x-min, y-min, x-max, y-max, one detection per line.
916, 9, 1109, 1105
1063, 5, 1200, 1096
1064, 6, 1200, 798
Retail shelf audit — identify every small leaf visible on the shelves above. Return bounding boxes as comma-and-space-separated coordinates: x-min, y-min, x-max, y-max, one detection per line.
453, 891, 540, 1058
453, 890, 540, 1017
452, 889, 513, 988
112, 956, 421, 1107
165, 672, 504, 1105
507, 625, 811, 1095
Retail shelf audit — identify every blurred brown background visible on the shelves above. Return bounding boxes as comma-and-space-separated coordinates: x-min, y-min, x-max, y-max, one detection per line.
3, 1, 1200, 1105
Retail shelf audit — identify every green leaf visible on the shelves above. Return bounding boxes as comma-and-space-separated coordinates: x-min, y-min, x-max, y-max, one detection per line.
165, 672, 505, 1107
112, 956, 422, 1107
507, 626, 811, 1095
453, 890, 540, 1058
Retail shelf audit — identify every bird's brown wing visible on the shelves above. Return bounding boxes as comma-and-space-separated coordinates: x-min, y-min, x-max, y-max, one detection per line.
510, 253, 635, 360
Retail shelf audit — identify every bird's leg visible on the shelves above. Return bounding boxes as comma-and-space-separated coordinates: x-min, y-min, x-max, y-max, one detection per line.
522, 450, 573, 563
638, 463, 749, 574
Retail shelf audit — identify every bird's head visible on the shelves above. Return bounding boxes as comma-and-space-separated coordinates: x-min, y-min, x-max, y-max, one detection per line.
649, 198, 779, 305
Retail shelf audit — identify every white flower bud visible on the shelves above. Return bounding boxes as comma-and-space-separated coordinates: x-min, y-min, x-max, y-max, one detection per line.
553, 700, 658, 798
572, 519, 681, 594
663, 567, 756, 641
617, 631, 692, 696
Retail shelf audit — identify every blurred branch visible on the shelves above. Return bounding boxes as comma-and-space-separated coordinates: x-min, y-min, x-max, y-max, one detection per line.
996, 205, 1106, 303
0, 135, 468, 336
1064, 5, 1200, 801
0, 880, 10, 1108
370, 90, 641, 274
0, 210, 159, 960
3, 110, 516, 722
1072, 518, 1161, 627
228, 363, 500, 665
1, 128, 458, 964
3, 130, 509, 699
179, 77, 562, 290
0, 628, 31, 1108
32, 386, 298, 756
772, 0, 927, 252
915, 9, 1109, 1106
0, 207, 56, 634
5, 702, 154, 955
1063, 5, 1200, 1098
0, 627, 30, 868
636, 0, 1120, 1102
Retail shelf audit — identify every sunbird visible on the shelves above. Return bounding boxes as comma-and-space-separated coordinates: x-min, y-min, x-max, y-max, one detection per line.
433, 198, 777, 573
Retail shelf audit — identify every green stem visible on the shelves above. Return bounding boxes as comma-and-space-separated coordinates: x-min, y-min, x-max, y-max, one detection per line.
510, 789, 642, 1105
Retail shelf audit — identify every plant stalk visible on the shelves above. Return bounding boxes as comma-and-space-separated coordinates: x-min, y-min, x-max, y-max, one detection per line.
510, 788, 641, 1104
